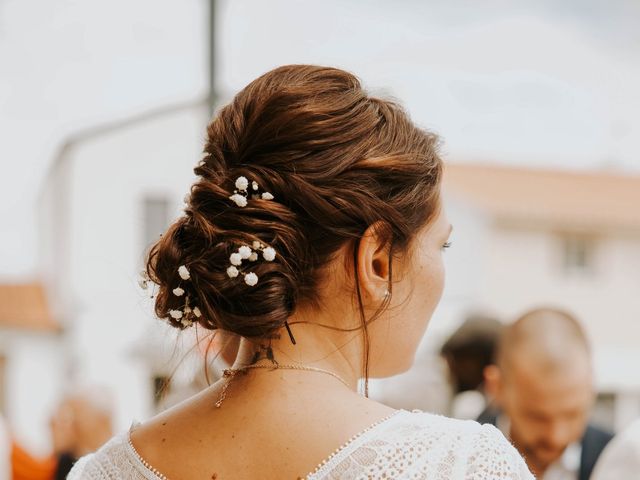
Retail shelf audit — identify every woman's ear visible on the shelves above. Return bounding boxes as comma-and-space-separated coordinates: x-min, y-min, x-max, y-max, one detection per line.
356, 222, 392, 302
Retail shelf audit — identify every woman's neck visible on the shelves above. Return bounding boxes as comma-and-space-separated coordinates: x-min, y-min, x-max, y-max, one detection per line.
231, 318, 363, 391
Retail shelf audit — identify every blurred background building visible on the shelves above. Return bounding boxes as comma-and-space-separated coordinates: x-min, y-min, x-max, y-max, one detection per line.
443, 164, 640, 431
1, 0, 639, 456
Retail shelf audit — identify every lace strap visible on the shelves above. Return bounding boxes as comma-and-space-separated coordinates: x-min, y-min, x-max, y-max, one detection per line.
307, 410, 403, 478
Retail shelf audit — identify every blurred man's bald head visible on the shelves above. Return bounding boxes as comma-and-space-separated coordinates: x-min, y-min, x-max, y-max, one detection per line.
486, 307, 595, 475
496, 307, 591, 377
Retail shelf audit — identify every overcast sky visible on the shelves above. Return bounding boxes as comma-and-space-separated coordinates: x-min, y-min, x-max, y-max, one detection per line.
1, 0, 639, 278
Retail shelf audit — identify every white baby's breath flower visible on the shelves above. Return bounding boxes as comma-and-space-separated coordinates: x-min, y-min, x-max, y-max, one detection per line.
169, 309, 183, 319
229, 194, 247, 208
261, 192, 274, 201
238, 246, 252, 259
244, 272, 258, 286
235, 176, 249, 191
172, 287, 185, 297
178, 265, 190, 280
193, 307, 202, 318
252, 181, 259, 191
248, 252, 258, 262
252, 241, 262, 249
263, 247, 276, 262
138, 278, 148, 290
227, 266, 239, 278
230, 253, 243, 266
181, 318, 193, 327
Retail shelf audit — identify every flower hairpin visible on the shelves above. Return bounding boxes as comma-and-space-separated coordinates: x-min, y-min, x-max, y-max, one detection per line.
137, 229, 203, 328
178, 265, 190, 280
138, 270, 160, 300
165, 265, 202, 328
229, 176, 274, 207
138, 270, 151, 290
226, 241, 277, 286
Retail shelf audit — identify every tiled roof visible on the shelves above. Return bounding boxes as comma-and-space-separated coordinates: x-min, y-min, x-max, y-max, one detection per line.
0, 283, 60, 332
444, 163, 640, 230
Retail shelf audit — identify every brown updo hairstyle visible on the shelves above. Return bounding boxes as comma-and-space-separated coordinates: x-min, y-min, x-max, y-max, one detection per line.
145, 65, 442, 383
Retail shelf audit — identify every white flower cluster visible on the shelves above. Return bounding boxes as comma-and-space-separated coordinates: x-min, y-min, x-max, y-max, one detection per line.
178, 265, 190, 280
168, 265, 204, 328
138, 271, 151, 291
139, 265, 202, 329
229, 176, 274, 207
226, 240, 277, 286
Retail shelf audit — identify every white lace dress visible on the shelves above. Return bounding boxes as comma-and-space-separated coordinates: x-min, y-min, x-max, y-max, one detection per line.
68, 410, 534, 479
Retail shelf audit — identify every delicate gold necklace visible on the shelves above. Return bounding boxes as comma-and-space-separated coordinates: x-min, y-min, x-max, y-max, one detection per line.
215, 363, 351, 408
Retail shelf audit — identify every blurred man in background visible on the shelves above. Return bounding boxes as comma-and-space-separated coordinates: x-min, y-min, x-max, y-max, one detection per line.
49, 387, 114, 478
480, 308, 613, 480
440, 313, 503, 419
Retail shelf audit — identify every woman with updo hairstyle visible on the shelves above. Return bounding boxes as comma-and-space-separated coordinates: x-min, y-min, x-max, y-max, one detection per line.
69, 65, 533, 479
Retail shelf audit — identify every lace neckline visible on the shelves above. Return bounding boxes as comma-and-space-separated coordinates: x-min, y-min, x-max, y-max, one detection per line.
306, 409, 405, 478
126, 409, 406, 480
126, 428, 168, 480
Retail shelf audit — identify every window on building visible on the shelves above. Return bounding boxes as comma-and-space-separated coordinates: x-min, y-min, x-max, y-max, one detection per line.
143, 195, 170, 250
561, 234, 596, 275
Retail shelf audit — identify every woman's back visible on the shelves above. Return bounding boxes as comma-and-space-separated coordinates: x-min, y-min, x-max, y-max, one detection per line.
129, 374, 396, 479
69, 381, 532, 479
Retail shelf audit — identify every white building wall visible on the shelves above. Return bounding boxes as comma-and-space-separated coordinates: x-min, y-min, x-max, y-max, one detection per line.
69, 104, 209, 431
43, 103, 210, 433
39, 155, 74, 323
474, 222, 640, 426
429, 195, 493, 346
479, 224, 556, 316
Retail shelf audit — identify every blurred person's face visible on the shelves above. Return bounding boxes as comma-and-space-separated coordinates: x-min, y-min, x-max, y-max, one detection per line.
50, 400, 76, 454
486, 350, 594, 475
69, 397, 114, 456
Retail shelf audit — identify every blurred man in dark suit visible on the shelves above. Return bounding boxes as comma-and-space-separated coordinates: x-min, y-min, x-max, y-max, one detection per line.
479, 308, 613, 480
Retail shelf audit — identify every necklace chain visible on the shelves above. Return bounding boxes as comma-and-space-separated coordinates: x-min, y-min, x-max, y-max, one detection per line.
215, 362, 351, 408
241, 363, 351, 388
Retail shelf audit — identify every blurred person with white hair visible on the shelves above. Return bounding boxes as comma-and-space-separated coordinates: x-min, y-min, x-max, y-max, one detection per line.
481, 307, 613, 480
